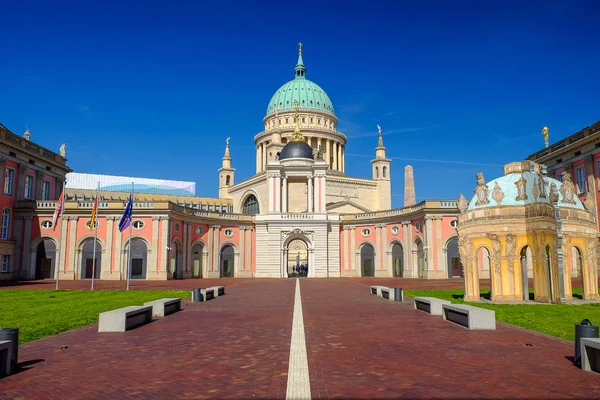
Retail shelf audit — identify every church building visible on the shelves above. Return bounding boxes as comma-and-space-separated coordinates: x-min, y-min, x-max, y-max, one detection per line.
2, 45, 463, 281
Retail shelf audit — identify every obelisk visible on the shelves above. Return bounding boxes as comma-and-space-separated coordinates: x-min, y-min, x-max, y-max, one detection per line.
404, 165, 416, 207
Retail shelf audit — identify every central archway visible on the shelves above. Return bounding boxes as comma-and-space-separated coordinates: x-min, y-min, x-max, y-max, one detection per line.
80, 239, 102, 280
36, 239, 56, 279
220, 245, 235, 277
360, 244, 375, 277
287, 238, 308, 277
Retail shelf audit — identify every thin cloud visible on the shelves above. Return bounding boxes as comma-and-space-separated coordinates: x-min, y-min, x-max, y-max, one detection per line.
346, 153, 504, 167
347, 125, 444, 138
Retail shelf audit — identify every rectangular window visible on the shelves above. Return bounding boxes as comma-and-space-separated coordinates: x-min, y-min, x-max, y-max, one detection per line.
1, 255, 9, 272
24, 175, 33, 200
576, 167, 587, 193
42, 181, 50, 200
4, 168, 14, 195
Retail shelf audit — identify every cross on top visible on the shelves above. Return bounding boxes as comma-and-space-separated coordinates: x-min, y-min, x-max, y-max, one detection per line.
298, 42, 303, 55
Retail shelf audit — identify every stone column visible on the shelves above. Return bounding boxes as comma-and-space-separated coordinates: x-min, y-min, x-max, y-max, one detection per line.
159, 217, 171, 278
282, 177, 288, 213
349, 226, 356, 272
151, 217, 159, 274
337, 144, 342, 172
212, 225, 221, 276
182, 221, 189, 275
207, 225, 214, 273
402, 221, 412, 276
17, 164, 27, 200
435, 217, 444, 277
307, 177, 313, 212
35, 171, 45, 199
114, 219, 123, 277
333, 142, 338, 170
22, 217, 32, 279
59, 214, 69, 277
101, 217, 114, 279
275, 175, 281, 213
239, 226, 246, 273
342, 228, 348, 271
381, 223, 387, 274
326, 140, 331, 169
424, 216, 435, 275
68, 217, 78, 277
256, 145, 261, 173
341, 145, 345, 173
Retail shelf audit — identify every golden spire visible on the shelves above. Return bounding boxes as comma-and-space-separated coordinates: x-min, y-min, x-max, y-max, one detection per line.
542, 126, 549, 148
290, 100, 305, 142
298, 42, 303, 55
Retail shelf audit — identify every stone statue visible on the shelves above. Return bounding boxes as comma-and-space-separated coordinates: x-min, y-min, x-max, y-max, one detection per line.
476, 172, 485, 186
315, 145, 324, 161
377, 124, 381, 135
457, 194, 468, 213
226, 137, 230, 146
59, 143, 67, 158
23, 129, 31, 140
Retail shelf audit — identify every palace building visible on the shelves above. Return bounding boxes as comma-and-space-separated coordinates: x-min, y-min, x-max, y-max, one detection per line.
2, 46, 465, 281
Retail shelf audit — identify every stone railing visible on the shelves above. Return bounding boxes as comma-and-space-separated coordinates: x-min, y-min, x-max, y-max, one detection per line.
342, 200, 460, 221
281, 213, 314, 219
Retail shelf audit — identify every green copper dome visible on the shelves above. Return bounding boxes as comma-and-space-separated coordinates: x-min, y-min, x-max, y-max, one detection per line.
266, 47, 335, 117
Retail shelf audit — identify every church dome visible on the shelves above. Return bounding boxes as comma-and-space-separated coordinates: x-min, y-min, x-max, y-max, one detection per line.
467, 161, 585, 211
265, 46, 335, 117
279, 139, 314, 160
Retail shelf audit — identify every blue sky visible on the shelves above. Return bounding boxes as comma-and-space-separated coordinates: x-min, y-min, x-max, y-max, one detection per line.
1, 0, 599, 208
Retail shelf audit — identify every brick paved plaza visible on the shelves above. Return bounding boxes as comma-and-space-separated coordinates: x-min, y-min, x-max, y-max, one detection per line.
1, 279, 599, 399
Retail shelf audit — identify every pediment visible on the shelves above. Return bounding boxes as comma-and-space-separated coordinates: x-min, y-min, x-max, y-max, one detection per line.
326, 200, 372, 214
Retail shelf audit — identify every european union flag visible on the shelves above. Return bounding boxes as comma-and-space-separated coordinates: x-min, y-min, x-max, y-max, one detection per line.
118, 193, 133, 232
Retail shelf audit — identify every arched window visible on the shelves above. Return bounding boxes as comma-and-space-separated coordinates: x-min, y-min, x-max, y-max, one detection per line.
243, 195, 259, 215
1, 208, 10, 240
225, 175, 231, 186
383, 166, 387, 178
375, 167, 379, 178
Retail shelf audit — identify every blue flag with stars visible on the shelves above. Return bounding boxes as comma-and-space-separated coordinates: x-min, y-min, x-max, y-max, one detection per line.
118, 193, 133, 232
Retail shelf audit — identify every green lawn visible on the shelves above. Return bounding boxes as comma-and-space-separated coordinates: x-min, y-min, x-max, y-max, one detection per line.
404, 289, 600, 341
0, 290, 189, 344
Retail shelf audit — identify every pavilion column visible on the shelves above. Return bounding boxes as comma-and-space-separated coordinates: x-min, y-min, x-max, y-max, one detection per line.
333, 142, 338, 170
282, 177, 288, 213
307, 177, 313, 212
256, 145, 261, 173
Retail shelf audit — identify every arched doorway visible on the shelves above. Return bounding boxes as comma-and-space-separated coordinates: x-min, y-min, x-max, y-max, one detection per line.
416, 239, 425, 278
191, 243, 204, 278
80, 239, 101, 280
571, 246, 583, 278
36, 239, 56, 279
476, 246, 491, 279
127, 239, 148, 280
287, 239, 308, 277
446, 237, 460, 278
361, 244, 375, 277
392, 243, 403, 277
220, 245, 234, 277
170, 241, 182, 279
520, 245, 533, 300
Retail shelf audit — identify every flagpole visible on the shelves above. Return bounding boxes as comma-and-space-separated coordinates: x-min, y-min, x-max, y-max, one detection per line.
91, 182, 99, 291
55, 187, 66, 291
126, 182, 133, 291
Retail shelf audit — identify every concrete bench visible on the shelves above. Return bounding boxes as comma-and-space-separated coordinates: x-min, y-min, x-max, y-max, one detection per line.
191, 288, 214, 302
369, 285, 386, 296
206, 286, 225, 297
143, 298, 182, 318
414, 297, 451, 315
380, 287, 403, 301
0, 340, 11, 378
442, 303, 496, 330
98, 306, 153, 332
581, 338, 600, 373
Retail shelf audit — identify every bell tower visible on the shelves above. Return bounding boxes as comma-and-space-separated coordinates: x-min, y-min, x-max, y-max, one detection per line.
218, 137, 235, 199
371, 125, 391, 210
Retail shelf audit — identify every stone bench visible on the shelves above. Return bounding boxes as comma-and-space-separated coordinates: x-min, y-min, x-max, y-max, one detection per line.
370, 285, 386, 296
414, 297, 451, 315
0, 340, 11, 378
581, 338, 600, 373
191, 288, 214, 302
143, 298, 182, 318
380, 287, 403, 301
207, 286, 225, 297
442, 303, 496, 330
98, 305, 153, 332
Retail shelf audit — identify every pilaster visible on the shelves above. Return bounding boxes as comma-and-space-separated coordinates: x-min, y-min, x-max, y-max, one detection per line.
151, 217, 159, 274
13, 217, 23, 277
101, 217, 116, 279
402, 221, 412, 277
158, 217, 170, 279
35, 171, 45, 199
374, 223, 387, 277
65, 216, 78, 280
17, 164, 27, 200
21, 217, 32, 279
207, 224, 221, 278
